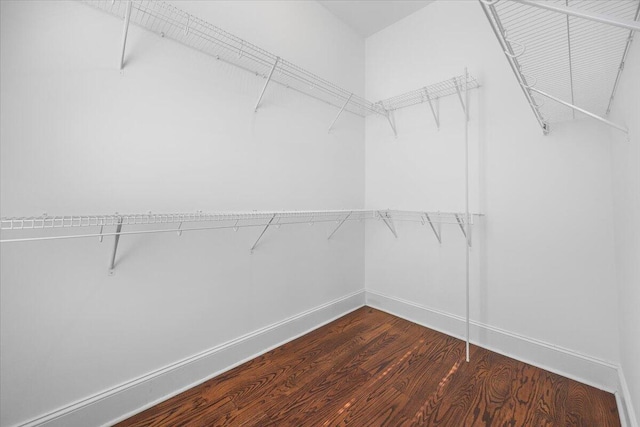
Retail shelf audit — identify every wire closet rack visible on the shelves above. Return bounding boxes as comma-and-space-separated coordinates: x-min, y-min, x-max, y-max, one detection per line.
378, 75, 481, 112
375, 74, 480, 131
1, 209, 480, 274
480, 0, 639, 134
0, 210, 478, 240
84, 0, 387, 118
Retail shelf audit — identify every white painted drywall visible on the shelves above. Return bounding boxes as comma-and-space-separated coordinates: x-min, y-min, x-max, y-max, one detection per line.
609, 39, 640, 425
364, 0, 619, 373
1, 0, 633, 425
0, 1, 366, 426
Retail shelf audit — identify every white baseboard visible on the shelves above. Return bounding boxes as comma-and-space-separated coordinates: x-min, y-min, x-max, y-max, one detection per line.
617, 366, 638, 427
14, 288, 633, 427
365, 289, 620, 393
368, 289, 638, 427
15, 290, 365, 427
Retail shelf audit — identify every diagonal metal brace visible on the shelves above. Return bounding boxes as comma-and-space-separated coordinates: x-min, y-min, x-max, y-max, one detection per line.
454, 213, 471, 247
424, 88, 440, 130
424, 213, 442, 244
328, 93, 353, 133
385, 111, 398, 137
250, 214, 276, 253
108, 217, 123, 276
529, 87, 628, 134
378, 211, 398, 238
119, 0, 133, 70
328, 211, 352, 240
254, 57, 280, 112
453, 78, 467, 116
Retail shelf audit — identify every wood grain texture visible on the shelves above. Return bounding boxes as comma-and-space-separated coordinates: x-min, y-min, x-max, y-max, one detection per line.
116, 307, 620, 427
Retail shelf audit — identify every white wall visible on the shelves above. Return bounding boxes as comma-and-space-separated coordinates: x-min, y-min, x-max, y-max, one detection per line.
2, 1, 634, 426
609, 39, 640, 425
0, 1, 366, 426
365, 0, 620, 387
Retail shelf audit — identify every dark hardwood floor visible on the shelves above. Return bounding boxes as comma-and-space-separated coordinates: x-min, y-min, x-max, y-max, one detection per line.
117, 307, 620, 426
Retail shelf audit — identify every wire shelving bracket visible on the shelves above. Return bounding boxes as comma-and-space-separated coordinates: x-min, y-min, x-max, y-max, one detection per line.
424, 213, 442, 244
108, 217, 123, 275
378, 210, 398, 238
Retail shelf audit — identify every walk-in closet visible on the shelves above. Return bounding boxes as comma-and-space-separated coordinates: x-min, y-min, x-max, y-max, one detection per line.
1, 1, 639, 426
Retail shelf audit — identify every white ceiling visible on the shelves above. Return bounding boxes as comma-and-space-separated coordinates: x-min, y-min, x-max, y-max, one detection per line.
318, 0, 433, 37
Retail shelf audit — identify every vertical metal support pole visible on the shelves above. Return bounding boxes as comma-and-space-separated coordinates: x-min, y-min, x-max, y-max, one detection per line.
254, 57, 280, 112
119, 0, 133, 70
250, 214, 276, 253
425, 88, 440, 130
328, 211, 352, 240
464, 67, 471, 363
108, 217, 123, 276
424, 213, 442, 244
328, 93, 353, 133
378, 211, 398, 238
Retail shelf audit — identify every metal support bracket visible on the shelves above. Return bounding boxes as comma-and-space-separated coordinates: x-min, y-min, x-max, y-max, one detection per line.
454, 213, 472, 247
250, 214, 276, 253
424, 213, 442, 244
454, 78, 467, 116
119, 0, 133, 70
424, 88, 440, 130
378, 211, 398, 238
108, 217, 123, 276
328, 211, 352, 240
254, 57, 280, 112
385, 111, 398, 137
328, 93, 353, 133
607, 2, 639, 115
529, 87, 628, 134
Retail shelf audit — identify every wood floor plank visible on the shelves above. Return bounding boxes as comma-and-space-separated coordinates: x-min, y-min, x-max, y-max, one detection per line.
116, 307, 621, 427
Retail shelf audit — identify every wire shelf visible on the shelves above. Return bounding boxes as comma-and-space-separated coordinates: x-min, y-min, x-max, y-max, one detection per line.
83, 0, 387, 118
482, 0, 639, 130
377, 75, 480, 112
0, 210, 480, 235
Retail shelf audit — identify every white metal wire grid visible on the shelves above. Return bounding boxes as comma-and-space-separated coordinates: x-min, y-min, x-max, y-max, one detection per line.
84, 0, 387, 118
0, 210, 478, 231
487, 0, 639, 126
0, 210, 482, 245
377, 75, 480, 111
